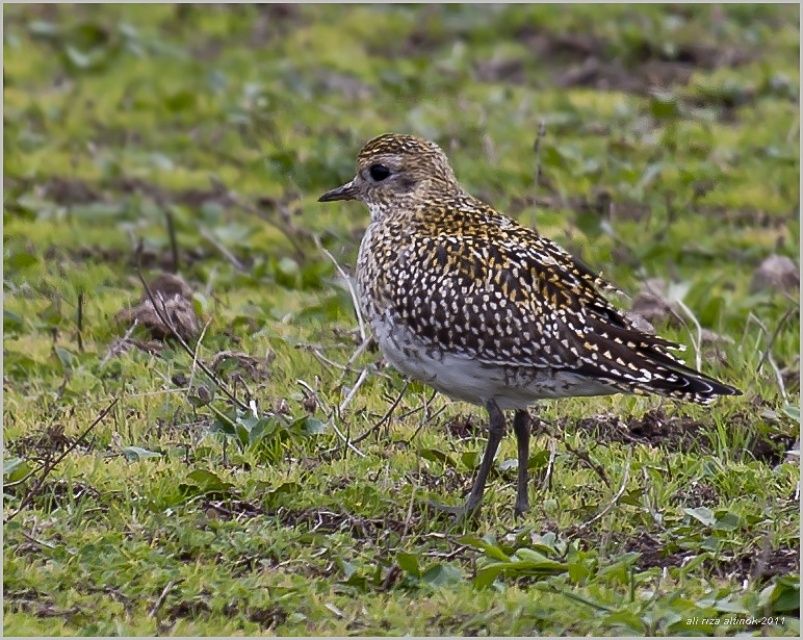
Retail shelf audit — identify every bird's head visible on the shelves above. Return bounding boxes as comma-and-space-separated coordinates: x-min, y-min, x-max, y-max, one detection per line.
318, 133, 460, 217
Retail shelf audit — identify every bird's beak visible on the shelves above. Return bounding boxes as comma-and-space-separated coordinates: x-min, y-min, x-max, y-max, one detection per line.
318, 179, 358, 202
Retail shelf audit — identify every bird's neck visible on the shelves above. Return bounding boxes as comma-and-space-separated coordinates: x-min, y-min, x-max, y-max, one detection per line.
367, 180, 466, 224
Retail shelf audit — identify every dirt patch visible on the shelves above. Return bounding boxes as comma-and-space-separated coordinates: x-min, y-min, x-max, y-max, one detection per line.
212, 600, 291, 630
101, 333, 164, 363
555, 58, 678, 94
475, 58, 525, 84
736, 545, 800, 581
36, 175, 230, 272
5, 593, 83, 620
781, 358, 800, 396
190, 37, 224, 62
90, 123, 144, 147
398, 14, 453, 58
28, 480, 102, 512
517, 30, 600, 61
109, 176, 236, 209
696, 205, 795, 230
408, 468, 468, 495
575, 531, 803, 583
42, 177, 101, 205
624, 532, 800, 581
428, 612, 490, 637
8, 423, 74, 461
625, 531, 693, 569
513, 27, 752, 95
203, 498, 264, 522
516, 194, 789, 283
729, 408, 798, 466
248, 605, 288, 630
572, 409, 796, 466
671, 482, 718, 508
569, 408, 712, 452
249, 4, 303, 48
628, 278, 682, 328
684, 84, 759, 122
166, 598, 212, 620
744, 433, 797, 467
52, 245, 126, 265
210, 350, 271, 383
61, 244, 210, 271
83, 586, 134, 614
36, 174, 236, 211
37, 174, 314, 270
444, 414, 481, 440
317, 71, 374, 101
4, 478, 102, 517
509, 192, 651, 224
363, 8, 476, 60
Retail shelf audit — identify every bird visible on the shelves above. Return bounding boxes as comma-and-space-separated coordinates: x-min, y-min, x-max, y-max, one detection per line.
319, 133, 741, 519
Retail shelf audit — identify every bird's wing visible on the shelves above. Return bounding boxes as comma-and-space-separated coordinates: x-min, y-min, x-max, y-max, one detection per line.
495, 223, 740, 402
389, 204, 737, 402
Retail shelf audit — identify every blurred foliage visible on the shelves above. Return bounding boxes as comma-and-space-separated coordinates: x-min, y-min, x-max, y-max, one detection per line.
3, 3, 800, 636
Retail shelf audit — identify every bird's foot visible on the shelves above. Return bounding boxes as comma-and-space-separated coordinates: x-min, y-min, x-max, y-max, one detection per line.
424, 499, 481, 523
513, 499, 530, 520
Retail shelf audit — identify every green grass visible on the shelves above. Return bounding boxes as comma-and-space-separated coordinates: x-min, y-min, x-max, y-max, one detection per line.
3, 3, 800, 636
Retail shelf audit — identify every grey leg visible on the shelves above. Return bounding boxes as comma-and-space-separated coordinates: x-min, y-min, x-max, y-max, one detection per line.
425, 400, 507, 521
462, 399, 507, 515
512, 410, 530, 517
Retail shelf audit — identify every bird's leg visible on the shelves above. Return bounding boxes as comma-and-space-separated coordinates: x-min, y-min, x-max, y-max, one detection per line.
460, 399, 506, 516
425, 400, 505, 521
512, 410, 530, 517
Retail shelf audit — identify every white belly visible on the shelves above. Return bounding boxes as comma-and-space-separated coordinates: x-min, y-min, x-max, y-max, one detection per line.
370, 312, 615, 410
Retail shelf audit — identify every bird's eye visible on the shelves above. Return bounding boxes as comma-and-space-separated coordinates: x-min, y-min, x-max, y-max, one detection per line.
369, 164, 391, 182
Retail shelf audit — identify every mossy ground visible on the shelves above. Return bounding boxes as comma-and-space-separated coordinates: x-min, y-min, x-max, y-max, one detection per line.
3, 4, 800, 636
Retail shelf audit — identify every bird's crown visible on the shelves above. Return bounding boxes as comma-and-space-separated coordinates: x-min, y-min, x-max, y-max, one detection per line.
357, 133, 446, 164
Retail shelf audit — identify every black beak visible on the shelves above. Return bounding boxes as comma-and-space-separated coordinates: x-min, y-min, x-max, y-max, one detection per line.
318, 179, 358, 202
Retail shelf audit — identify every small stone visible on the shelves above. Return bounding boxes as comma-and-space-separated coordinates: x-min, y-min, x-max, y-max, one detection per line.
785, 440, 799, 463
624, 310, 656, 335
750, 255, 799, 294
699, 328, 734, 346
630, 278, 680, 326
116, 273, 200, 341
274, 398, 291, 415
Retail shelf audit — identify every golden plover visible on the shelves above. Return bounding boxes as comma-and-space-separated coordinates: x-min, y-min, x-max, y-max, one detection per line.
319, 133, 740, 518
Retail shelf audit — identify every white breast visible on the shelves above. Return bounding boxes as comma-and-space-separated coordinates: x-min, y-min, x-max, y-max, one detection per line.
370, 311, 615, 410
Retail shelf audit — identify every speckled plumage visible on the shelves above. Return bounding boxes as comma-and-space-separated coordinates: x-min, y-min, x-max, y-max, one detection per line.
325, 133, 739, 406
319, 133, 740, 517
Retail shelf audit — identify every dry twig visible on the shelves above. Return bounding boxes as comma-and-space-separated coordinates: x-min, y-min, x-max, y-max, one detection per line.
352, 380, 409, 445
148, 578, 183, 619
200, 226, 245, 271
5, 398, 118, 523
675, 298, 703, 372
76, 290, 85, 352
533, 119, 547, 197
541, 438, 558, 491
757, 307, 796, 372
314, 236, 366, 343
136, 269, 250, 413
578, 449, 633, 531
563, 440, 610, 487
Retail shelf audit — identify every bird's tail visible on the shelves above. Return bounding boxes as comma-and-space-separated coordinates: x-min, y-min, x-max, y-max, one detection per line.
626, 360, 742, 405
574, 319, 742, 405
